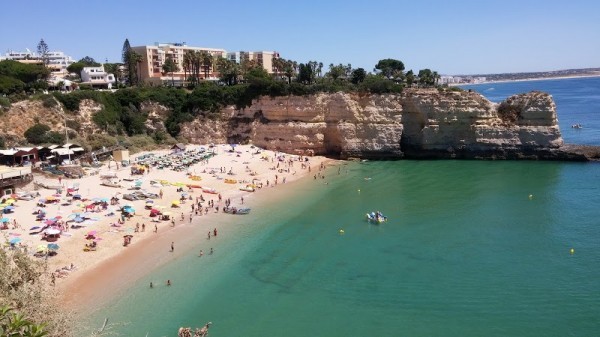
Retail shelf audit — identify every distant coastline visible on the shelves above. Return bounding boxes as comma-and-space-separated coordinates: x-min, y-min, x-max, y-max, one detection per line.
453, 73, 600, 86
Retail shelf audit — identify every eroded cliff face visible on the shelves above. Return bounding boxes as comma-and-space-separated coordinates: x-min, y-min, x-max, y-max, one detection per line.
2, 88, 570, 160
180, 89, 565, 159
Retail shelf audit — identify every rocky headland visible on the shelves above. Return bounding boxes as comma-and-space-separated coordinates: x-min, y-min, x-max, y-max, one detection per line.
3, 88, 599, 161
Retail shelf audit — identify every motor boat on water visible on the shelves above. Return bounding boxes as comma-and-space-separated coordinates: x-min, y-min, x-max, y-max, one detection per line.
366, 211, 387, 223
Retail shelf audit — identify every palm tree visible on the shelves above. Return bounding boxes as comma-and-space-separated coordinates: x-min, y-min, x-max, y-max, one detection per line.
162, 56, 179, 86
432, 71, 440, 86
199, 51, 213, 80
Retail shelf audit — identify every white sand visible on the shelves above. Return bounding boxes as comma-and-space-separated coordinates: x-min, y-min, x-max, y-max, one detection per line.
0, 144, 335, 309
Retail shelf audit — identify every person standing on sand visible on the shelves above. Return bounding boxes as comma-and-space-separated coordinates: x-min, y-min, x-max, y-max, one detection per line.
170, 242, 174, 252
159, 189, 163, 199
154, 224, 157, 233
207, 231, 211, 240
213, 228, 217, 237
189, 213, 193, 223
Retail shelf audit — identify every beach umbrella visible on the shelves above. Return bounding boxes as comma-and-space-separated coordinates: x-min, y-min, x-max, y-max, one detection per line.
123, 208, 135, 213
4, 206, 14, 210
100, 197, 109, 202
5, 198, 16, 204
87, 230, 97, 237
29, 226, 40, 230
0, 217, 10, 223
36, 245, 48, 253
38, 198, 46, 203
171, 200, 180, 205
74, 217, 84, 223
36, 213, 46, 219
44, 228, 61, 235
73, 194, 82, 199
9, 237, 21, 244
44, 219, 56, 225
47, 243, 60, 250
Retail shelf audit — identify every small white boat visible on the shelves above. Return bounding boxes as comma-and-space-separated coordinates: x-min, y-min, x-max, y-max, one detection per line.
101, 178, 121, 188
366, 211, 387, 223
202, 187, 218, 194
239, 185, 256, 192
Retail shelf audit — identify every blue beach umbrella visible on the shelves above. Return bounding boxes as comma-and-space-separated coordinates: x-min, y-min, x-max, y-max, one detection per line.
123, 208, 135, 213
47, 243, 60, 250
0, 217, 10, 223
100, 197, 109, 202
30, 226, 40, 230
74, 217, 84, 223
9, 237, 21, 244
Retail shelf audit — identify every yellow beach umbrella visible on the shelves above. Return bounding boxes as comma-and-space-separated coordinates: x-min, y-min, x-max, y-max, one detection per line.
171, 200, 180, 206
5, 199, 16, 204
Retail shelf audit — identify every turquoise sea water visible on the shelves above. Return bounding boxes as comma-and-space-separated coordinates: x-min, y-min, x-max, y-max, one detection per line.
90, 78, 600, 337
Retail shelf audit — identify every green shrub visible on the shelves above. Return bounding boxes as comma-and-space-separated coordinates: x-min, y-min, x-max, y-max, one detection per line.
41, 94, 58, 108
85, 133, 118, 150
24, 123, 50, 144
0, 96, 10, 108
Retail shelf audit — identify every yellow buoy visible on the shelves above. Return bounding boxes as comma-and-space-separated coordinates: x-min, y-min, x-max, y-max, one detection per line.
528, 194, 533, 200
570, 248, 575, 255
339, 229, 345, 234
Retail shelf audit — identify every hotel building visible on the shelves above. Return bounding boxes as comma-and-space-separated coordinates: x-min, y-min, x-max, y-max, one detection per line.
131, 43, 227, 85
0, 49, 75, 75
131, 43, 280, 85
227, 51, 280, 74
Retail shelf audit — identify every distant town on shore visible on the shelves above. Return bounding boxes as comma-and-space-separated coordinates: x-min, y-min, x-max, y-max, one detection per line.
441, 67, 600, 85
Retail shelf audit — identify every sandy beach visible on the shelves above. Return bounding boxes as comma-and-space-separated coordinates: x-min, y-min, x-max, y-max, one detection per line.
0, 144, 334, 311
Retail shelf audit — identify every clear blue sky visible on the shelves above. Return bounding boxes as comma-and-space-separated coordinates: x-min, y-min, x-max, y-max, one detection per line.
1, 0, 599, 75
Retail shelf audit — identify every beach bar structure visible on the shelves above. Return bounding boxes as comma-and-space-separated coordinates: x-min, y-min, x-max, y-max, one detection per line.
0, 165, 32, 195
112, 149, 130, 164
171, 143, 186, 153
0, 148, 39, 166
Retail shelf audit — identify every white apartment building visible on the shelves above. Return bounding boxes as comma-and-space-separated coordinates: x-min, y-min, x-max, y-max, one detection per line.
0, 49, 75, 75
227, 51, 280, 74
80, 66, 116, 89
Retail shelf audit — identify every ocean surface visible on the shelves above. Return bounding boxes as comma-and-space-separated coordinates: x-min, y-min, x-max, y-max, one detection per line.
89, 78, 600, 337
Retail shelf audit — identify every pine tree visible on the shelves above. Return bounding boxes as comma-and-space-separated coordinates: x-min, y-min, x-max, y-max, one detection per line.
37, 38, 50, 66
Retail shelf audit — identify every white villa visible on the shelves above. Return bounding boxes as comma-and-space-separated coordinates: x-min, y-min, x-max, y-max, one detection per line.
80, 65, 116, 89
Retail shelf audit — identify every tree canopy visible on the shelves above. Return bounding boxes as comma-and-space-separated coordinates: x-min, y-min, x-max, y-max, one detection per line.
374, 58, 405, 81
24, 123, 65, 144
0, 60, 50, 95
66, 56, 101, 75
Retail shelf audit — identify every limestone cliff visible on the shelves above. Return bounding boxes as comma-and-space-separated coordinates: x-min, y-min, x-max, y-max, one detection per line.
180, 89, 569, 160
2, 88, 594, 160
